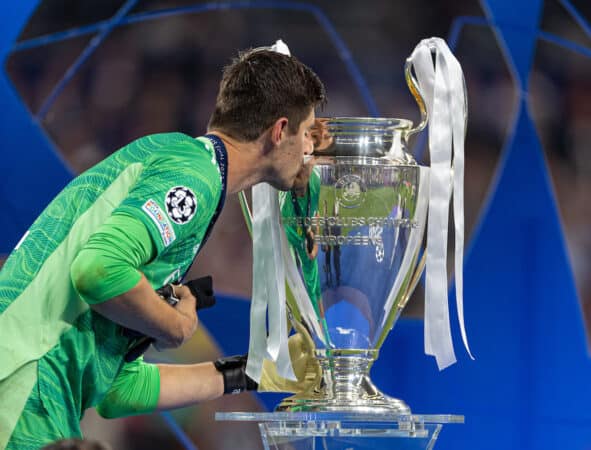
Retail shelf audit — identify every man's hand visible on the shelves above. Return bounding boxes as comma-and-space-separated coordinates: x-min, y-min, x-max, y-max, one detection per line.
310, 118, 332, 152
153, 284, 198, 351
258, 331, 322, 394
90, 275, 198, 350
212, 329, 321, 396
123, 276, 217, 362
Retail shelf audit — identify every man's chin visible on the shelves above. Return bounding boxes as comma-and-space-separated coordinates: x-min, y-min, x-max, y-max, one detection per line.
268, 168, 301, 191
269, 179, 293, 192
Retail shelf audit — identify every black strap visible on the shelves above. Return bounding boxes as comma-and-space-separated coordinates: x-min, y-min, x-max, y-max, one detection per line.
213, 354, 258, 394
290, 189, 311, 220
199, 134, 228, 250
177, 134, 228, 283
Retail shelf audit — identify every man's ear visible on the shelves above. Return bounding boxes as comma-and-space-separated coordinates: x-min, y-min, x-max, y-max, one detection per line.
270, 117, 289, 145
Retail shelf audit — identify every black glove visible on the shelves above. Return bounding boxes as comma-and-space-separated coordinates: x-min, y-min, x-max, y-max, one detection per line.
123, 275, 216, 362
213, 354, 258, 395
151, 275, 216, 311
186, 275, 216, 310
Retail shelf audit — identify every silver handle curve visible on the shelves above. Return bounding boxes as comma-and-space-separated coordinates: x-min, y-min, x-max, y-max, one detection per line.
404, 58, 429, 142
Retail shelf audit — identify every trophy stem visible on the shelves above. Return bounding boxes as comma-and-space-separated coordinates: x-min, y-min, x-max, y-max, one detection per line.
275, 349, 411, 415
318, 350, 375, 402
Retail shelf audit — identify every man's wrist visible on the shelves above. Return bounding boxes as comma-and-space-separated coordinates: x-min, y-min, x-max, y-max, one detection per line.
213, 354, 258, 394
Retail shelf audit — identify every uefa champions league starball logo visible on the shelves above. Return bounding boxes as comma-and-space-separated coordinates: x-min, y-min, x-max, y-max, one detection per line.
165, 186, 197, 224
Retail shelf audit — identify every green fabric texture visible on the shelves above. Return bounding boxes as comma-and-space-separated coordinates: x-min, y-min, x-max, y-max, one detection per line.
0, 132, 223, 444
0, 162, 144, 383
5, 382, 65, 450
71, 213, 154, 304
96, 358, 160, 419
3, 364, 67, 450
0, 361, 40, 449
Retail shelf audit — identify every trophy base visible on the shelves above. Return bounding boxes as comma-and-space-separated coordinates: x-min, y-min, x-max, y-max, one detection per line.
276, 375, 410, 414
216, 411, 465, 450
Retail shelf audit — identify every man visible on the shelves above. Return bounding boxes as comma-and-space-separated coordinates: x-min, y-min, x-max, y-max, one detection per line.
0, 48, 325, 449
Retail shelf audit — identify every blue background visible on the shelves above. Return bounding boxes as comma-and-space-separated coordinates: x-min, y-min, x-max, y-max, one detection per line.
1, 1, 590, 449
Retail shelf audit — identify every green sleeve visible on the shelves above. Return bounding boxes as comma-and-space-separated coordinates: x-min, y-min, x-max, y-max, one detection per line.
95, 357, 161, 419
70, 212, 156, 304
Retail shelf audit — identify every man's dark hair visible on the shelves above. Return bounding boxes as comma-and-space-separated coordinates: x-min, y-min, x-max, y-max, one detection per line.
208, 49, 326, 141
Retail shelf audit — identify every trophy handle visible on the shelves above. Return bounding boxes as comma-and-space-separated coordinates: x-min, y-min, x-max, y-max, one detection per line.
404, 48, 469, 142
404, 58, 428, 143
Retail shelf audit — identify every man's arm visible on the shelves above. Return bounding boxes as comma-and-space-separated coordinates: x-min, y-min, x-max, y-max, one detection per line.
90, 276, 197, 349
96, 339, 319, 419
71, 212, 197, 349
156, 362, 224, 410
95, 359, 237, 418
96, 359, 222, 419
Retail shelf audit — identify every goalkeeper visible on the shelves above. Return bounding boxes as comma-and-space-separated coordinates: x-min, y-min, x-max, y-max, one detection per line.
0, 47, 325, 449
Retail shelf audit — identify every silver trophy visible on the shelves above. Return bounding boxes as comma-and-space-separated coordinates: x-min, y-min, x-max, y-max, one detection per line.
241, 38, 469, 416
264, 56, 435, 414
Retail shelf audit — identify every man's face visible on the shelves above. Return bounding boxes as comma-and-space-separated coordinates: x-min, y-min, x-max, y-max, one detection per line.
269, 108, 315, 191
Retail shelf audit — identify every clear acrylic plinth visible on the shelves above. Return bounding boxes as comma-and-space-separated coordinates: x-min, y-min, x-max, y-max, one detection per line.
215, 411, 464, 450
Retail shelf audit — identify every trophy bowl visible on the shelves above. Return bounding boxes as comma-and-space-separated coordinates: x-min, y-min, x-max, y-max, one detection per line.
276, 117, 430, 414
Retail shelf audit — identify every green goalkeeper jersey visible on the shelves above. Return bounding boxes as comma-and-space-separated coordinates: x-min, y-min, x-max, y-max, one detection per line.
0, 132, 227, 445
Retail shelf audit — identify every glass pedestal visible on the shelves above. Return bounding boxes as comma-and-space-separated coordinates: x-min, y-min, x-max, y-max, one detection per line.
216, 412, 463, 450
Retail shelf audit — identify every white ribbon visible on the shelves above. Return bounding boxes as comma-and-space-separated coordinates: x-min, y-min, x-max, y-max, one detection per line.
271, 39, 290, 56
381, 167, 430, 328
246, 182, 296, 382
407, 37, 474, 369
245, 40, 297, 382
